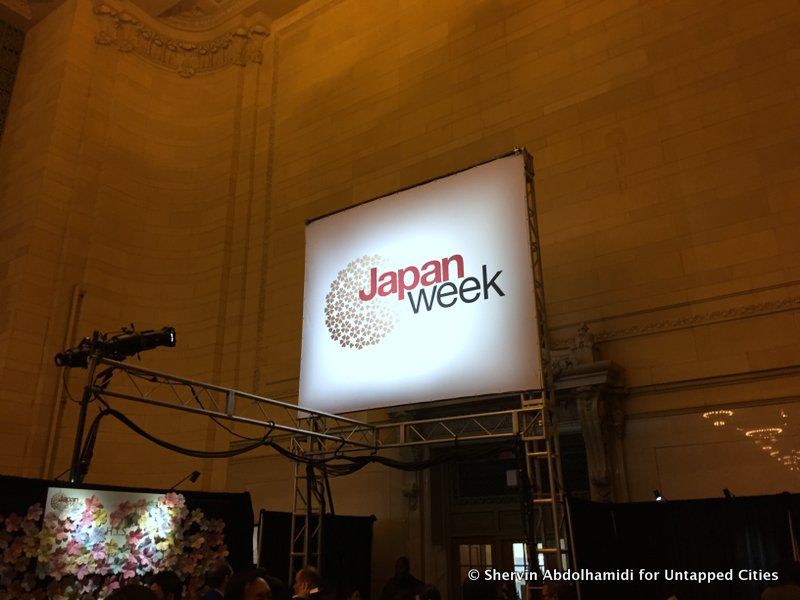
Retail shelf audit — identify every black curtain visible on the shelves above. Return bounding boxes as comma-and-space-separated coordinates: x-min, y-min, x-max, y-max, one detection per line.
569, 493, 800, 600
322, 513, 376, 600
259, 510, 375, 598
260, 510, 293, 585
0, 474, 254, 571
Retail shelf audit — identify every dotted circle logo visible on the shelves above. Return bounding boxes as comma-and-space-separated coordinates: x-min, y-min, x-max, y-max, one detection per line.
325, 255, 398, 349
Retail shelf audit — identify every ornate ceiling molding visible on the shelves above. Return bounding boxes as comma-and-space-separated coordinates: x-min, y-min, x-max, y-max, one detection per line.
93, 1, 268, 78
552, 296, 800, 348
158, 0, 259, 32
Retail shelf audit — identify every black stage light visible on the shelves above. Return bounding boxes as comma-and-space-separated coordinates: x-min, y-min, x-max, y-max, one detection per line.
54, 338, 93, 368
723, 488, 735, 499
109, 327, 176, 358
54, 326, 176, 368
654, 489, 665, 501
168, 470, 201, 491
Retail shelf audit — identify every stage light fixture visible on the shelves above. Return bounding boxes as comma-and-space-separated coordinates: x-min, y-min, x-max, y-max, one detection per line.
55, 326, 176, 368
723, 488, 734, 499
168, 470, 201, 491
653, 489, 665, 501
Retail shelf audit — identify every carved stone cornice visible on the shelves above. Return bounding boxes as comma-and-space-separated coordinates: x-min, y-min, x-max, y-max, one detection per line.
93, 1, 268, 78
552, 295, 800, 348
158, 0, 261, 32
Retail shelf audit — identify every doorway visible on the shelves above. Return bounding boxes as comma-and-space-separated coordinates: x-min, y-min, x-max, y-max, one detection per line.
451, 538, 530, 600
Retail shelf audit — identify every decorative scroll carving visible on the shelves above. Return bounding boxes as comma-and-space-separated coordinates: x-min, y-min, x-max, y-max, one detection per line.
576, 389, 611, 502
575, 386, 626, 502
158, 0, 258, 32
92, 2, 268, 78
552, 296, 800, 348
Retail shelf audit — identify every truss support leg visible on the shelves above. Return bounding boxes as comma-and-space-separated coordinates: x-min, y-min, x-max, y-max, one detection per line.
68, 353, 99, 483
521, 149, 577, 599
289, 422, 327, 583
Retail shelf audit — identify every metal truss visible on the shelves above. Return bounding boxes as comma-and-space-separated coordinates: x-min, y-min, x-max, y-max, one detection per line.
87, 357, 377, 451
288, 423, 328, 581
523, 149, 574, 593
74, 357, 556, 583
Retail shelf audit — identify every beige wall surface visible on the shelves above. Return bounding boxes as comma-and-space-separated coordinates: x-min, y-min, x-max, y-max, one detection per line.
0, 0, 272, 489
1, 0, 800, 593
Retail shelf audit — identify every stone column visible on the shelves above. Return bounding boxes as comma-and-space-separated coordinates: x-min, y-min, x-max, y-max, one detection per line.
554, 324, 628, 501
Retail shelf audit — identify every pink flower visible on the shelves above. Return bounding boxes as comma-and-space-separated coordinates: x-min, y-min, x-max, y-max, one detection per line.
122, 566, 136, 579
26, 504, 43, 522
5, 513, 21, 532
67, 539, 82, 555
91, 543, 106, 561
128, 528, 144, 545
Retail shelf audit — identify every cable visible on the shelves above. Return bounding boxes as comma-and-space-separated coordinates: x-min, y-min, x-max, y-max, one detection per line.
126, 371, 265, 443
323, 467, 335, 517
187, 384, 264, 442
82, 366, 518, 477
87, 408, 274, 459
62, 367, 81, 404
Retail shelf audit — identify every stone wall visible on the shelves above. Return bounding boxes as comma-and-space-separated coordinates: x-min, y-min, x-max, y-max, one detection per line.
0, 0, 272, 490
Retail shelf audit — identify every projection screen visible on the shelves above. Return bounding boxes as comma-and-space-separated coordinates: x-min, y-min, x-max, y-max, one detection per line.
298, 151, 543, 414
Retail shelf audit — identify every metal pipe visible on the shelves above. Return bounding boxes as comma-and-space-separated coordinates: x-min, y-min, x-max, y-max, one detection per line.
43, 284, 83, 477
68, 351, 99, 483
96, 389, 375, 448
97, 358, 371, 428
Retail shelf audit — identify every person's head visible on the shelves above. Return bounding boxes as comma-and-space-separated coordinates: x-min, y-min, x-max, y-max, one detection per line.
207, 562, 234, 592
776, 561, 800, 586
345, 585, 361, 600
151, 571, 183, 600
392, 591, 414, 600
541, 582, 576, 600
395, 557, 411, 578
266, 575, 290, 600
417, 585, 440, 600
293, 566, 321, 598
462, 580, 498, 600
225, 570, 272, 600
108, 585, 158, 600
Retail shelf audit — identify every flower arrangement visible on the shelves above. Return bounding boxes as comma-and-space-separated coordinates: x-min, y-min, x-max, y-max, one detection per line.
0, 493, 229, 599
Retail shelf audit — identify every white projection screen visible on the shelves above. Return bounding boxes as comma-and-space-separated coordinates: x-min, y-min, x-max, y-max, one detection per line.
299, 152, 543, 414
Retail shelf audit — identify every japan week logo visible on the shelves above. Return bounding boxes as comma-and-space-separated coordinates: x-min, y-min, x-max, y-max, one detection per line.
324, 255, 398, 349
324, 253, 505, 350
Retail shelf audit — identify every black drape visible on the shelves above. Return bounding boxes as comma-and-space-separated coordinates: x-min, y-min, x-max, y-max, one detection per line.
569, 493, 800, 600
322, 513, 376, 600
0, 474, 254, 571
259, 510, 375, 599
260, 510, 293, 584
